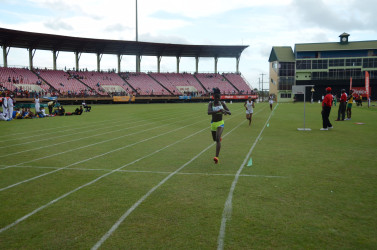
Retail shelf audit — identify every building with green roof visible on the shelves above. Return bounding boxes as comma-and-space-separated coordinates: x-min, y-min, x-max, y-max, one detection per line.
269, 33, 376, 102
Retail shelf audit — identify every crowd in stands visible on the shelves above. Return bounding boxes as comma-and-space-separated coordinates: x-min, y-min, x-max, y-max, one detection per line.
1, 67, 253, 98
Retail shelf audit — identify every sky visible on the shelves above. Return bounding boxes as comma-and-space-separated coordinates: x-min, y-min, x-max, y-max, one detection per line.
1, 0, 377, 90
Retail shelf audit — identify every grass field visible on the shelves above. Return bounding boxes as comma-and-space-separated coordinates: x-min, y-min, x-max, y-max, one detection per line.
0, 101, 376, 249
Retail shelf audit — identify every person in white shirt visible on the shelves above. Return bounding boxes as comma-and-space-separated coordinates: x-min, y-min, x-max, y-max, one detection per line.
8, 95, 15, 120
1, 93, 8, 119
34, 95, 40, 113
244, 96, 255, 126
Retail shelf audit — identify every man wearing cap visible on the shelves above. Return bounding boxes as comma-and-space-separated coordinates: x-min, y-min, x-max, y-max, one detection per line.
321, 87, 333, 130
336, 89, 347, 121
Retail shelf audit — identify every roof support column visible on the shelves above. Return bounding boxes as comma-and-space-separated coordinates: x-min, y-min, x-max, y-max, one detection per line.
117, 54, 123, 73
53, 50, 59, 70
97, 53, 103, 72
28, 48, 36, 70
136, 55, 141, 73
2, 46, 10, 68
75, 52, 81, 71
176, 56, 181, 73
157, 56, 162, 73
195, 56, 199, 74
214, 57, 218, 74
236, 56, 240, 74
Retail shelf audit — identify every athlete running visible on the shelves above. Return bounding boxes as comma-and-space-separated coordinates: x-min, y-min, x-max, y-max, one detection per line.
208, 88, 231, 164
244, 96, 255, 126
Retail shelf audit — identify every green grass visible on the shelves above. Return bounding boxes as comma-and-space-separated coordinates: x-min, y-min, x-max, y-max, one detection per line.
0, 102, 376, 249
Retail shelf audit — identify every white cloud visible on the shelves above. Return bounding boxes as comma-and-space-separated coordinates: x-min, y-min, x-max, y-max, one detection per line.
1, 0, 377, 90
44, 18, 73, 31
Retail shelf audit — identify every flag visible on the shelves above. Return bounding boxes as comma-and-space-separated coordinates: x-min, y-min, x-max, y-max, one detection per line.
365, 71, 370, 99
350, 77, 352, 90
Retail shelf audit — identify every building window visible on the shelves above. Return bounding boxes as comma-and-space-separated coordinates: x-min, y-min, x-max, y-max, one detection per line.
278, 77, 294, 90
312, 71, 329, 80
272, 62, 278, 72
363, 58, 377, 68
312, 59, 328, 69
278, 62, 295, 76
329, 59, 345, 67
296, 60, 311, 70
280, 93, 291, 98
345, 58, 362, 66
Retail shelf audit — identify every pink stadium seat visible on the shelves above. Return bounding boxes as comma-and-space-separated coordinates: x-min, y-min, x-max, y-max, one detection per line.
71, 71, 132, 95
223, 73, 252, 94
149, 73, 206, 95
0, 67, 50, 92
195, 73, 238, 94
120, 72, 169, 96
37, 70, 97, 96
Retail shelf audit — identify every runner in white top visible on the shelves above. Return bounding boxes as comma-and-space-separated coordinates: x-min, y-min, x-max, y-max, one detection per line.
244, 96, 255, 126
34, 95, 40, 113
269, 95, 274, 111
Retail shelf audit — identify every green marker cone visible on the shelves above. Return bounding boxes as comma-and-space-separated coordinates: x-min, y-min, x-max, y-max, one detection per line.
247, 158, 253, 166
267, 123, 270, 127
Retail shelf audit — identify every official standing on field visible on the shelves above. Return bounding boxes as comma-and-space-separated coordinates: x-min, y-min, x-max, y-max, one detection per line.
321, 87, 333, 131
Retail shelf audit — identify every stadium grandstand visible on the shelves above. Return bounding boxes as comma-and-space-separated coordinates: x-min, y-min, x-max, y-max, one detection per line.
269, 33, 376, 102
0, 28, 256, 103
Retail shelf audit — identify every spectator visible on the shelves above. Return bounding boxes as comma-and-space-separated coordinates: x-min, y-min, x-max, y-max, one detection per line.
8, 94, 15, 120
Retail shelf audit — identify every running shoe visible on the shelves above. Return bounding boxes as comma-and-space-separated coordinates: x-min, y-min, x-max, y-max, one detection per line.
214, 157, 219, 164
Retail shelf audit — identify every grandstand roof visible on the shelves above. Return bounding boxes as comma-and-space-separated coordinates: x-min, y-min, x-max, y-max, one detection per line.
295, 40, 377, 52
0, 28, 248, 58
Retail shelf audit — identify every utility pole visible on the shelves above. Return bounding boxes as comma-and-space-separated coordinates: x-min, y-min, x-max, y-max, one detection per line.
258, 78, 261, 102
260, 73, 266, 102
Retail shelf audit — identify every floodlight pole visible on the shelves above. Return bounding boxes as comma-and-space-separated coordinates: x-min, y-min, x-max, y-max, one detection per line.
135, 0, 140, 72
136, 0, 138, 42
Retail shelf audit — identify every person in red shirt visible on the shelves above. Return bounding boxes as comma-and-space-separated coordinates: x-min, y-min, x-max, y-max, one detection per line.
321, 87, 333, 130
336, 89, 347, 121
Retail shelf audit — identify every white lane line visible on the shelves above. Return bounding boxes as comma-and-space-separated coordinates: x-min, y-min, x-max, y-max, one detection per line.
216, 103, 278, 250
0, 116, 126, 143
0, 115, 201, 192
0, 111, 182, 157
0, 165, 286, 178
0, 107, 248, 235
0, 107, 258, 236
91, 112, 254, 250
0, 110, 179, 149
0, 119, 212, 234
1, 111, 195, 170
0, 118, 138, 149
0, 117, 121, 139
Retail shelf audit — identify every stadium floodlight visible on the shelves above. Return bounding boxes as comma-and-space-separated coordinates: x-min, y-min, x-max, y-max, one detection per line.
136, 0, 138, 42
